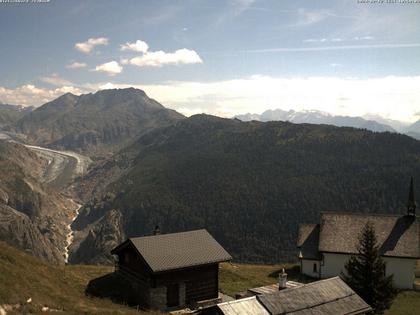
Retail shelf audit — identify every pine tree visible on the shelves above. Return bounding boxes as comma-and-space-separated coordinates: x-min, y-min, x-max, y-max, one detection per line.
341, 221, 397, 314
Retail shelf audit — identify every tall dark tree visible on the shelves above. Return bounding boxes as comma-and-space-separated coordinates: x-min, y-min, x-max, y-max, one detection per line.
342, 221, 397, 314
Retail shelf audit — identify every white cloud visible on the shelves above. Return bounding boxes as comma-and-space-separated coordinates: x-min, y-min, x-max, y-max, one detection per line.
89, 75, 420, 122
304, 36, 374, 44
119, 39, 202, 68
40, 74, 73, 86
0, 84, 82, 106
66, 62, 87, 69
353, 36, 375, 41
94, 61, 123, 76
293, 9, 333, 27
75, 37, 108, 54
129, 48, 202, 67
120, 58, 130, 65
120, 40, 149, 53
242, 42, 420, 53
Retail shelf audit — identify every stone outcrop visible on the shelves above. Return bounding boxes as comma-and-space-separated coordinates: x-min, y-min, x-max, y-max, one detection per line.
0, 204, 63, 263
69, 209, 125, 264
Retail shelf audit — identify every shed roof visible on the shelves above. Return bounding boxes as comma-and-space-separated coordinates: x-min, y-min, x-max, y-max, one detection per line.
318, 212, 420, 258
218, 296, 270, 315
297, 224, 321, 260
257, 277, 371, 315
111, 229, 232, 273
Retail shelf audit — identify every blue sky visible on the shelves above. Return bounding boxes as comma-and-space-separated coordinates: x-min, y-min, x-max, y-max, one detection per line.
1, 0, 420, 121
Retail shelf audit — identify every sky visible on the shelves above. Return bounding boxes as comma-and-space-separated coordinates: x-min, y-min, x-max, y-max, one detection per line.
0, 0, 420, 122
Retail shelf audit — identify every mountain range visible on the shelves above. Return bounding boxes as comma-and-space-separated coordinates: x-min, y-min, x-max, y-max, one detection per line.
405, 119, 420, 140
10, 88, 184, 156
0, 88, 420, 266
235, 109, 394, 132
234, 109, 420, 140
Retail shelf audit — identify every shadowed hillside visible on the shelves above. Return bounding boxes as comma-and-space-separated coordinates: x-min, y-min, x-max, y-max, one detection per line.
71, 115, 420, 264
0, 141, 76, 264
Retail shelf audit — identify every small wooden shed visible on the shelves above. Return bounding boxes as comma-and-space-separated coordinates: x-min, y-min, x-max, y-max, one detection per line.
111, 229, 232, 310
256, 277, 372, 315
212, 277, 371, 315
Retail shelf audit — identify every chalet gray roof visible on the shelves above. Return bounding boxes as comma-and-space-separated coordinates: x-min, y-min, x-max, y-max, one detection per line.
318, 212, 420, 258
218, 296, 270, 315
113, 229, 231, 273
257, 277, 371, 315
297, 224, 321, 260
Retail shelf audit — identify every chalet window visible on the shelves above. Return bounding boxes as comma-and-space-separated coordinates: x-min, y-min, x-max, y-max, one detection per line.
313, 263, 317, 273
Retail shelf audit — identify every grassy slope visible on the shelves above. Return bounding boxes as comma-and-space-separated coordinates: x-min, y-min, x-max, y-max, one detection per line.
219, 262, 304, 296
0, 241, 160, 315
219, 262, 420, 315
1, 241, 418, 314
385, 260, 420, 315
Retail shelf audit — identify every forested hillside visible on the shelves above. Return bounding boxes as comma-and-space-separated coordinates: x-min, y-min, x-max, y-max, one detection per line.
71, 115, 420, 264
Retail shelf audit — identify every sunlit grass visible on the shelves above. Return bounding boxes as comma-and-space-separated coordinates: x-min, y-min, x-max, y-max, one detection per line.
1, 241, 418, 315
219, 262, 303, 296
0, 241, 161, 315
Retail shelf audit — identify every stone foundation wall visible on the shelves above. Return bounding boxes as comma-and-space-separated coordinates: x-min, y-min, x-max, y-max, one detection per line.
150, 286, 167, 310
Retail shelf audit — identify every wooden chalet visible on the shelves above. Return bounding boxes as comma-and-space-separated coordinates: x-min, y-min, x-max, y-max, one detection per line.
110, 229, 232, 310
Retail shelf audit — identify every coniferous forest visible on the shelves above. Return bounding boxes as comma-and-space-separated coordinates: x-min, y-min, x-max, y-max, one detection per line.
72, 114, 420, 264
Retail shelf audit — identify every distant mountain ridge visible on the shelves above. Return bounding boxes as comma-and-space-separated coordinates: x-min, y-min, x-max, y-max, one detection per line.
0, 103, 33, 128
0, 103, 34, 112
13, 88, 185, 156
405, 119, 420, 140
362, 114, 411, 133
235, 109, 396, 133
406, 131, 420, 140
